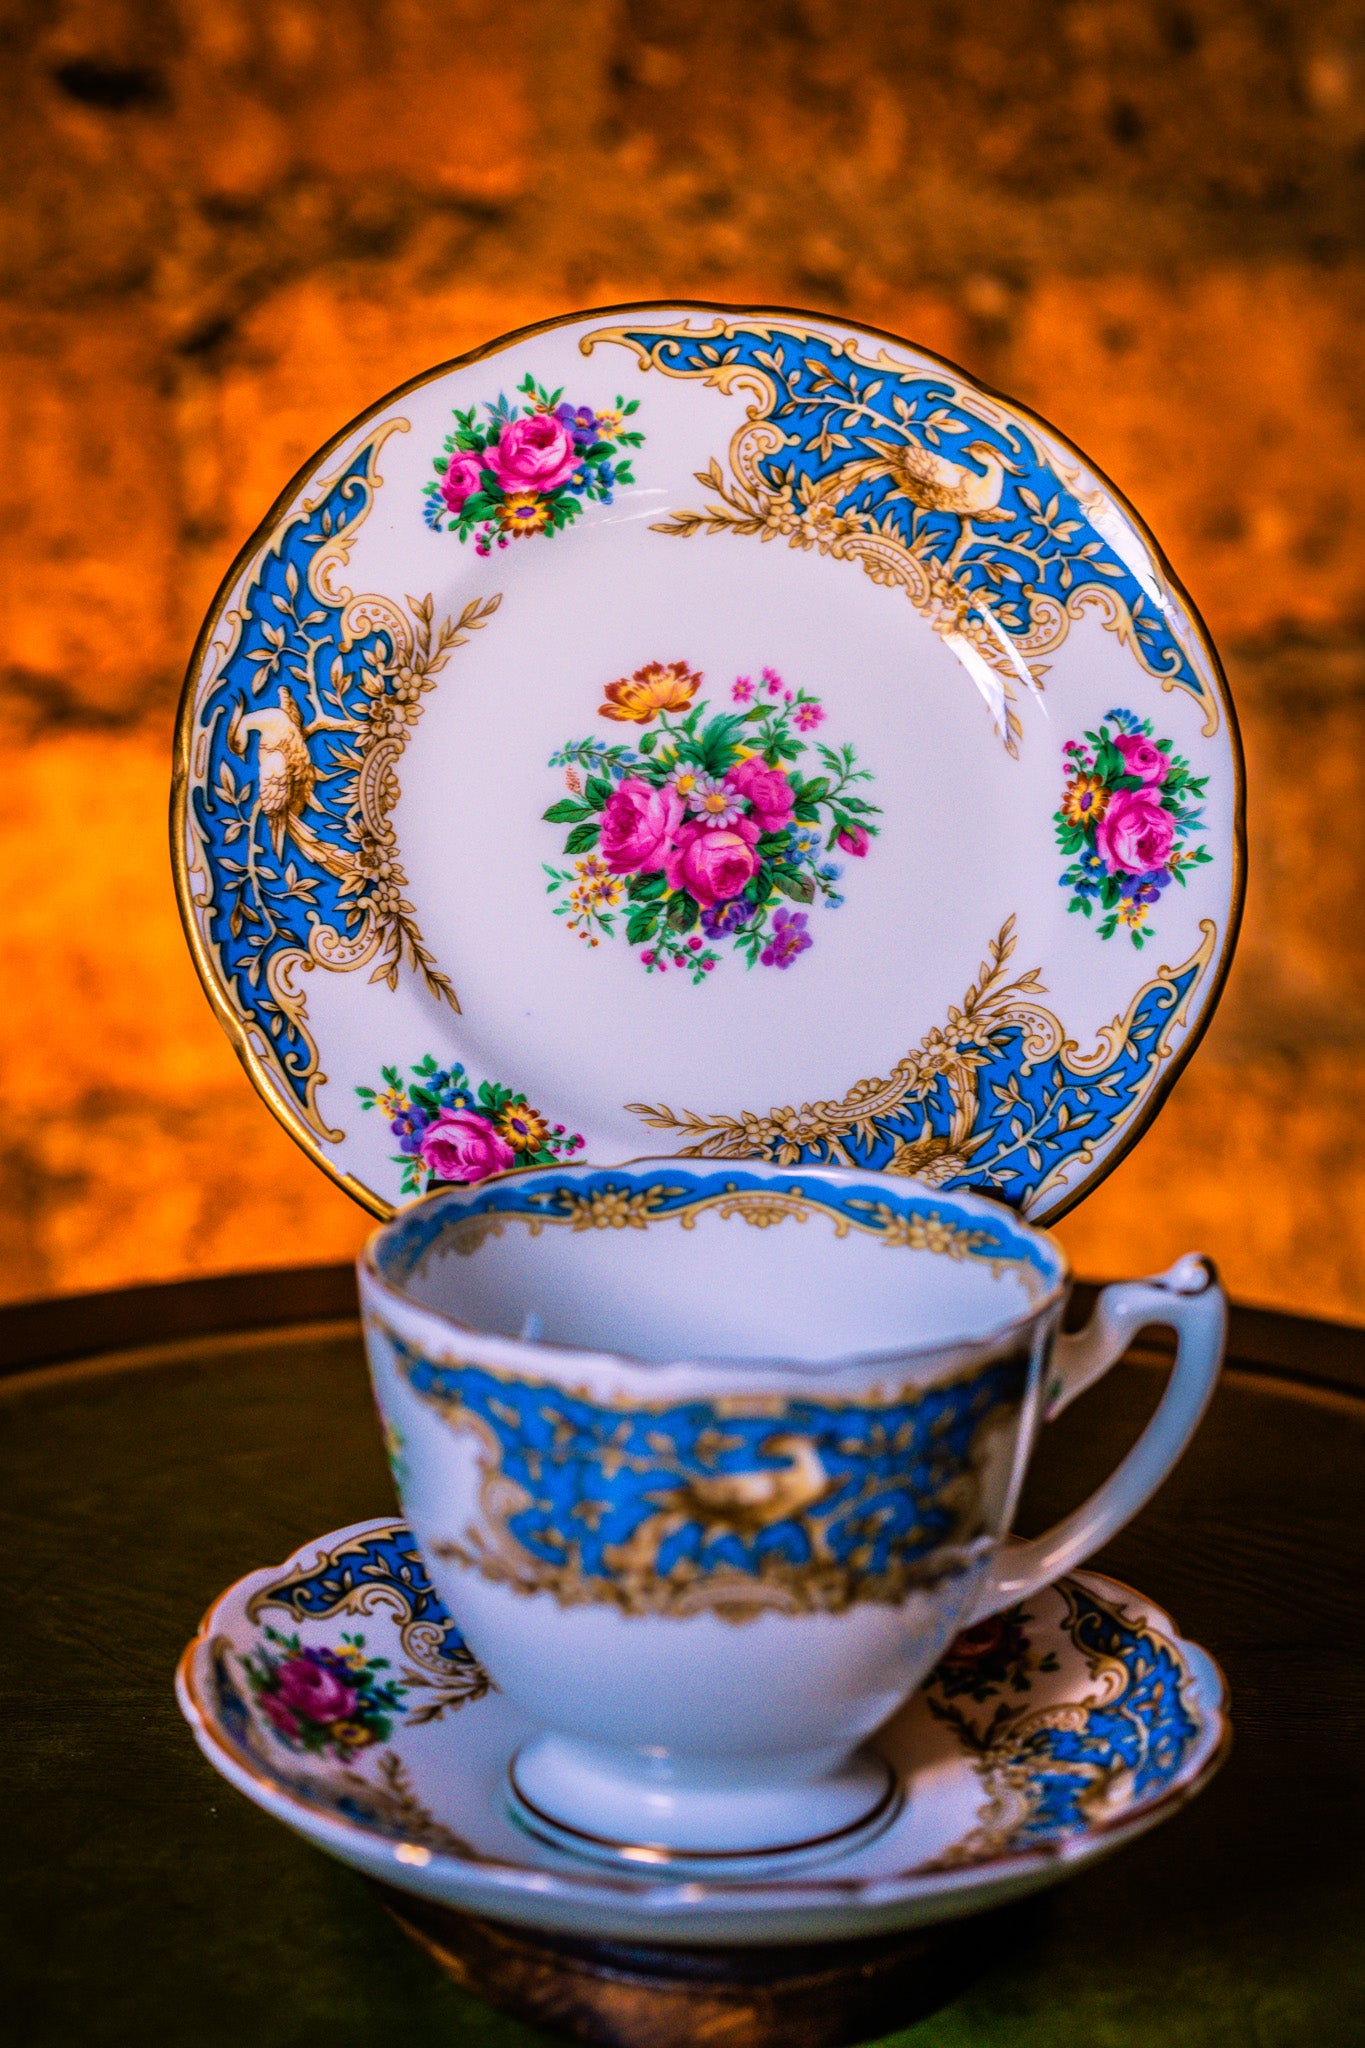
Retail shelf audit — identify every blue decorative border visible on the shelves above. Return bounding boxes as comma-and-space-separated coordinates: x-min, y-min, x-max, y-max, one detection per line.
628, 918, 1216, 1213
392, 1331, 1028, 1612
587, 316, 1218, 753
185, 424, 499, 1138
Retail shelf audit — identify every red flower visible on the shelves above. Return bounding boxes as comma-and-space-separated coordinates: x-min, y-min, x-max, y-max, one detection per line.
275, 1655, 357, 1725
438, 449, 488, 515
664, 818, 759, 907
1114, 733, 1168, 786
484, 413, 578, 494
725, 756, 795, 834
419, 1110, 515, 1184
1095, 788, 1175, 876
837, 824, 870, 857
938, 1616, 1007, 1670
599, 777, 684, 874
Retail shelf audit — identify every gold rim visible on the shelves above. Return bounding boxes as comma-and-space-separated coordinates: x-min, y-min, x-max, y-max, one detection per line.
505, 1750, 902, 1864
358, 1152, 1072, 1375
170, 298, 1246, 1228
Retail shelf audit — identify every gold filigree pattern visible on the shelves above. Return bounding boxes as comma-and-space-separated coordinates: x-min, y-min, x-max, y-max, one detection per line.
181, 420, 499, 1142
248, 1524, 491, 1721
628, 917, 1053, 1177
585, 316, 1223, 755
628, 917, 1219, 1214
396, 1339, 1023, 1620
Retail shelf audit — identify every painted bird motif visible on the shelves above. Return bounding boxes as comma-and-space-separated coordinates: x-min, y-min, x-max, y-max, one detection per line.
227, 687, 316, 859
670, 1434, 831, 1538
226, 686, 357, 880
811, 438, 1022, 524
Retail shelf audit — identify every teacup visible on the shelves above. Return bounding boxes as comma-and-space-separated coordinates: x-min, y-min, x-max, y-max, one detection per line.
359, 1159, 1224, 1875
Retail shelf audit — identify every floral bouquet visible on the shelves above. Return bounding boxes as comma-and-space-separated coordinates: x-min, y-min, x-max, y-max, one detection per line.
542, 662, 880, 984
358, 1054, 584, 1197
1055, 708, 1211, 948
423, 373, 643, 555
242, 1626, 404, 1760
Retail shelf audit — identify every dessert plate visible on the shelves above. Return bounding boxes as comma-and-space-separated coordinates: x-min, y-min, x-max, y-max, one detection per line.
173, 303, 1243, 1223
176, 1518, 1229, 1946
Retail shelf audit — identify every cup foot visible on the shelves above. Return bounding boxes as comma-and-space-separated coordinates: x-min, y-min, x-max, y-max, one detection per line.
507, 1737, 902, 1878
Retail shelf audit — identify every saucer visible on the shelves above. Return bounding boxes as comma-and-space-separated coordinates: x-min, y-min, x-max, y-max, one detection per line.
176, 1518, 1229, 1945
173, 302, 1243, 1228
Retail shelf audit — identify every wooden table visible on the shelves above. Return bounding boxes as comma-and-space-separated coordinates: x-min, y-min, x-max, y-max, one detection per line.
4, 1268, 1362, 2046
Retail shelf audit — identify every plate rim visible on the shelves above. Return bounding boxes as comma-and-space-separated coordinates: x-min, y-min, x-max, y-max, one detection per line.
170, 297, 1247, 1226
174, 1513, 1232, 1925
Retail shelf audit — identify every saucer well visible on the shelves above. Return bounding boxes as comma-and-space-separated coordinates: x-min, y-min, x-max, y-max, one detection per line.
176, 1518, 1229, 1946
174, 302, 1243, 1229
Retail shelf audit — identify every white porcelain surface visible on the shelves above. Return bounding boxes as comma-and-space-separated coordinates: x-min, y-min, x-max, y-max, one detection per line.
357, 1160, 1225, 1867
175, 303, 1242, 1226
176, 1518, 1229, 1945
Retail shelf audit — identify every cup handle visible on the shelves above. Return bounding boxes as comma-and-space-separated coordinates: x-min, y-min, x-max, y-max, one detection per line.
963, 1253, 1226, 1626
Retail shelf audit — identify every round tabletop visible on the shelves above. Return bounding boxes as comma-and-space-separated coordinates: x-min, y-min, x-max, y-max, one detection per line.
3, 1269, 1362, 2046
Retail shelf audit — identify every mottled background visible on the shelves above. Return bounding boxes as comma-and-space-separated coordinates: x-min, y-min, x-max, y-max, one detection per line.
3, 0, 1363, 1319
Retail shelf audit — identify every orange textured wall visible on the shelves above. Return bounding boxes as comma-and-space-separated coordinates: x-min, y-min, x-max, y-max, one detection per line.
3, 1, 1364, 1319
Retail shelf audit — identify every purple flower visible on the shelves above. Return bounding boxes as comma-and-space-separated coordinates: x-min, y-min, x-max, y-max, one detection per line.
702, 899, 751, 940
761, 907, 812, 968
555, 402, 602, 451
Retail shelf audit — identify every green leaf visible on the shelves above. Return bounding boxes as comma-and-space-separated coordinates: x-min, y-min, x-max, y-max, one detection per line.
543, 798, 592, 824
628, 871, 668, 900
562, 821, 601, 855
584, 775, 614, 809
666, 893, 699, 933
626, 907, 661, 945
771, 869, 815, 904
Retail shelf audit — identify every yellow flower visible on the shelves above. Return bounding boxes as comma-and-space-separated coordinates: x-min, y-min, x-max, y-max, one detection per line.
1062, 774, 1109, 828
376, 1087, 409, 1118
601, 660, 701, 724
498, 491, 552, 535
498, 1103, 550, 1152
330, 1721, 375, 1748
573, 857, 623, 911
1116, 896, 1149, 927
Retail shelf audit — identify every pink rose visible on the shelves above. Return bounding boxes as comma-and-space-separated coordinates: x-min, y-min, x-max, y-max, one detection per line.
665, 818, 758, 906
837, 825, 870, 857
485, 413, 578, 494
260, 1693, 302, 1739
599, 777, 685, 875
276, 1657, 357, 1725
419, 1110, 515, 1184
725, 756, 795, 834
438, 449, 489, 515
1114, 734, 1168, 786
1095, 788, 1176, 876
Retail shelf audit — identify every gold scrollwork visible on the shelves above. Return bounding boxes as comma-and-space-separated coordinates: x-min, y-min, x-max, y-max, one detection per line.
584, 315, 1223, 754
248, 1526, 491, 1722
627, 915, 1217, 1212
411, 1346, 1018, 1621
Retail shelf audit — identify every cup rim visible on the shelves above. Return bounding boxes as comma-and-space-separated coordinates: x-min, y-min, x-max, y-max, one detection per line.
358, 1156, 1072, 1377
